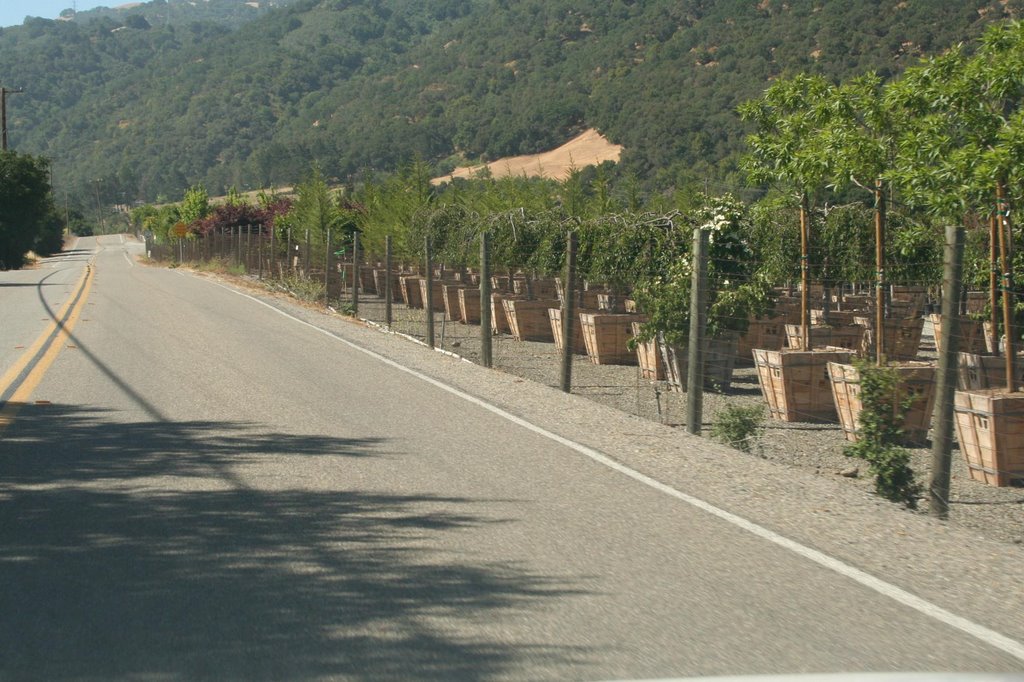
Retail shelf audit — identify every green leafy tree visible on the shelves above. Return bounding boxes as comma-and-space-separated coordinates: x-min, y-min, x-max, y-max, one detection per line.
0, 151, 57, 269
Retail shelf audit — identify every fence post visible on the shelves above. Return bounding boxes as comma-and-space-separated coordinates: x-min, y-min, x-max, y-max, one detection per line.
385, 235, 393, 328
246, 224, 252, 271
325, 228, 332, 305
929, 224, 965, 519
258, 225, 264, 279
560, 231, 578, 393
270, 224, 276, 276
287, 227, 293, 273
480, 232, 492, 368
352, 231, 360, 316
304, 229, 311, 276
425, 235, 435, 348
686, 225, 709, 435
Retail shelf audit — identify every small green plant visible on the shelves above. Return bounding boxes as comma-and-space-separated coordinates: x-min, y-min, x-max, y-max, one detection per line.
844, 359, 922, 508
274, 274, 326, 303
711, 404, 765, 454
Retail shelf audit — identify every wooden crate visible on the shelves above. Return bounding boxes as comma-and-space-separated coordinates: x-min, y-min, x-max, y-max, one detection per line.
418, 278, 449, 311
558, 288, 602, 309
853, 316, 923, 361
372, 270, 403, 301
954, 389, 1024, 486
458, 287, 480, 325
490, 293, 513, 334
827, 361, 936, 446
956, 352, 1024, 391
929, 314, 987, 354
784, 324, 864, 352
753, 349, 852, 422
400, 276, 423, 308
661, 337, 737, 391
737, 317, 787, 365
631, 321, 664, 381
579, 313, 646, 365
811, 309, 861, 326
549, 307, 590, 354
490, 275, 512, 293
442, 283, 467, 321
502, 299, 558, 342
513, 277, 558, 298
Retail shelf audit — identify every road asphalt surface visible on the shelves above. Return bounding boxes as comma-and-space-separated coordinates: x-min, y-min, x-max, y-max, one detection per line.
1, 235, 1023, 681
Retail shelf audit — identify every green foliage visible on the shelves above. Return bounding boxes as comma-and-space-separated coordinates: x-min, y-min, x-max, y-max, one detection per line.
179, 184, 211, 225
0, 150, 57, 269
843, 360, 922, 508
711, 405, 766, 454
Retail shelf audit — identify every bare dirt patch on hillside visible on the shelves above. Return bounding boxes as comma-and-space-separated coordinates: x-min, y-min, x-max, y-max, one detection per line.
433, 128, 623, 185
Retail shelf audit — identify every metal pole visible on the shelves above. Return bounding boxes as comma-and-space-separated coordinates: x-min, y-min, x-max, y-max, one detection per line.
425, 236, 435, 348
560, 231, 578, 393
385, 235, 393, 328
480, 232, 493, 368
352, 231, 360, 316
929, 224, 965, 519
686, 226, 709, 435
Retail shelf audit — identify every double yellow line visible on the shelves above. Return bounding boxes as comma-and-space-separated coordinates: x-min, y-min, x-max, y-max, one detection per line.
0, 263, 96, 433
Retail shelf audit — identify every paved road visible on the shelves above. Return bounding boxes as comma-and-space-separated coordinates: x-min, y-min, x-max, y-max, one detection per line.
1, 236, 1023, 680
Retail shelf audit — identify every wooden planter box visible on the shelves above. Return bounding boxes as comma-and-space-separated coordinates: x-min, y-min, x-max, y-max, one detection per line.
490, 275, 511, 293
372, 270, 403, 301
400, 276, 423, 308
956, 352, 1024, 391
753, 349, 852, 422
502, 299, 558, 342
513, 277, 558, 298
811, 309, 861, 326
597, 293, 627, 312
631, 321, 665, 381
928, 314, 987, 354
661, 337, 738, 391
827, 361, 936, 446
853, 316, 924, 361
442, 283, 467, 321
491, 293, 513, 334
737, 317, 787, 365
418, 278, 449, 311
784, 324, 864, 352
549, 308, 590, 354
558, 288, 602, 309
579, 313, 645, 365
954, 389, 1024, 486
458, 288, 480, 325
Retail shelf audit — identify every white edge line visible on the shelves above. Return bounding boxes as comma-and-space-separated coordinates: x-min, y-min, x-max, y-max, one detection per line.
205, 276, 1024, 664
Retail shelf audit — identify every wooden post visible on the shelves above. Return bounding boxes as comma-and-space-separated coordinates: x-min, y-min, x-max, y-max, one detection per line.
800, 192, 811, 351
929, 224, 965, 519
304, 229, 311, 276
270, 224, 276, 276
875, 180, 885, 364
687, 226, 709, 435
560, 231, 578, 393
352, 231, 360, 316
325, 228, 332, 304
990, 212, 1000, 356
480, 232, 492, 368
385, 235, 393, 328
997, 182, 1015, 390
425, 235, 435, 348
258, 225, 264, 280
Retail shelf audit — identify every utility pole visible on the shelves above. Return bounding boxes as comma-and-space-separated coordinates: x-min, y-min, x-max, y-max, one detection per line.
2, 86, 25, 151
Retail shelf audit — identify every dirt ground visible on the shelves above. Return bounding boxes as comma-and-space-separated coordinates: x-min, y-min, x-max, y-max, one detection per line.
432, 128, 623, 185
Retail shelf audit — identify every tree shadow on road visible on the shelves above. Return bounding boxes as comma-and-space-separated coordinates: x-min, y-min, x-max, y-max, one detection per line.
0, 403, 589, 680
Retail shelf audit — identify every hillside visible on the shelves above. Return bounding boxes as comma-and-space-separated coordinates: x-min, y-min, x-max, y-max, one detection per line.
1, 0, 1021, 210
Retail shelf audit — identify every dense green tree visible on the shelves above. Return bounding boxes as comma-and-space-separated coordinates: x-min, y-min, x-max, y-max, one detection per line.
0, 151, 57, 269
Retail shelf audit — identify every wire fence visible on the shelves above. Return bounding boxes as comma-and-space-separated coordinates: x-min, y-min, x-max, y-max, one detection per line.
145, 226, 1024, 508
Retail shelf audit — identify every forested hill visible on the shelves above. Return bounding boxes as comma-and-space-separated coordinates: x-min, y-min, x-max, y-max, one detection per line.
1, 0, 1020, 209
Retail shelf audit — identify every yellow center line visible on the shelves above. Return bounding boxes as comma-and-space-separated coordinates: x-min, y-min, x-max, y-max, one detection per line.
0, 263, 96, 433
